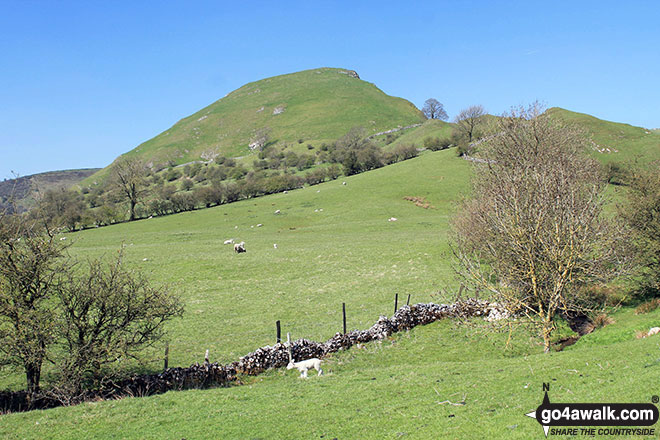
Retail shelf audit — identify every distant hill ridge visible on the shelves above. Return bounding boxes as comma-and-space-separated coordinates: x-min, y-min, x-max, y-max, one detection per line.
0, 168, 100, 211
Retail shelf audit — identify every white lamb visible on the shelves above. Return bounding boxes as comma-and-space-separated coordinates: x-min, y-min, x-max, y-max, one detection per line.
287, 358, 323, 378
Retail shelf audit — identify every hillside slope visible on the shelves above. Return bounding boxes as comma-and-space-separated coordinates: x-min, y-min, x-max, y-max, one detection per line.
547, 107, 660, 164
112, 68, 425, 169
0, 168, 100, 212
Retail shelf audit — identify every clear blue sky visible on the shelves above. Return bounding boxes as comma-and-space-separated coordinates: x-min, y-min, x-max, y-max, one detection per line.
1, 0, 658, 179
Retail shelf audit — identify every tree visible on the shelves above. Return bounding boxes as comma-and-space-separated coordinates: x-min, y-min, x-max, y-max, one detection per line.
622, 165, 660, 297
33, 189, 86, 232
56, 251, 183, 393
0, 215, 67, 392
110, 157, 149, 221
422, 98, 448, 120
453, 105, 486, 143
452, 103, 629, 353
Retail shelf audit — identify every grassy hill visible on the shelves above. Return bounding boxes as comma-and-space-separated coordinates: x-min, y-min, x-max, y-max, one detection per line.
547, 107, 660, 165
0, 168, 100, 212
2, 149, 659, 439
99, 68, 425, 172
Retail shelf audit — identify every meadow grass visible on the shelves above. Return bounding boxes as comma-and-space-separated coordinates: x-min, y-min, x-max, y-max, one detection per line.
3, 148, 660, 439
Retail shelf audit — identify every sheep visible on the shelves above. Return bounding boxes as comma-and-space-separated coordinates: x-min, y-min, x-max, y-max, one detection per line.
648, 327, 660, 337
257, 223, 263, 227
287, 358, 323, 378
273, 243, 278, 249
274, 209, 281, 214
388, 217, 397, 222
234, 242, 246, 253
223, 239, 234, 245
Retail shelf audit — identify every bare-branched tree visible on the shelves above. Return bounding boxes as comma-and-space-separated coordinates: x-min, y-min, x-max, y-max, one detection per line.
110, 157, 149, 221
56, 250, 183, 395
453, 105, 486, 143
452, 103, 631, 352
0, 213, 68, 392
422, 98, 449, 121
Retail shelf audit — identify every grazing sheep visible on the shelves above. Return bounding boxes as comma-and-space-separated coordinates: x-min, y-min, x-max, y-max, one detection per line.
257, 224, 263, 227
234, 242, 246, 253
223, 239, 234, 245
342, 181, 346, 185
648, 327, 660, 336
388, 217, 397, 222
274, 209, 281, 214
287, 358, 323, 378
273, 244, 278, 249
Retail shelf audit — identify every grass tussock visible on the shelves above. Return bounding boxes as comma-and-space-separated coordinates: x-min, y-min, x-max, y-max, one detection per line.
593, 313, 615, 328
635, 298, 660, 315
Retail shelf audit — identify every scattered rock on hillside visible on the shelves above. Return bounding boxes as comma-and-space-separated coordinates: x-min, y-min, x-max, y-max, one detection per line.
273, 105, 286, 115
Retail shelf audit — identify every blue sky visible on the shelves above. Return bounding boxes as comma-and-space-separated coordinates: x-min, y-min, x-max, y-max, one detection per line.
1, 1, 659, 179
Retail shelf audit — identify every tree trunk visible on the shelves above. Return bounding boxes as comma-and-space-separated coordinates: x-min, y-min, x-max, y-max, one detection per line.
542, 322, 553, 354
129, 199, 136, 221
26, 363, 41, 393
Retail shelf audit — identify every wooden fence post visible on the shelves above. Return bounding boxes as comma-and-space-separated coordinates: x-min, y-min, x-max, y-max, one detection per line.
342, 302, 347, 335
204, 349, 209, 364
394, 293, 398, 315
276, 320, 281, 343
406, 294, 411, 306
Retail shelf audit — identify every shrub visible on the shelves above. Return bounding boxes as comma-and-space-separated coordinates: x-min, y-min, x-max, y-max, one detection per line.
165, 168, 181, 182
180, 178, 194, 191
305, 168, 327, 186
392, 144, 418, 161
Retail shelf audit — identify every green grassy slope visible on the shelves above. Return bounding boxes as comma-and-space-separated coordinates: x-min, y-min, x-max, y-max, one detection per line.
102, 68, 425, 170
59, 149, 470, 371
3, 149, 660, 439
548, 107, 660, 164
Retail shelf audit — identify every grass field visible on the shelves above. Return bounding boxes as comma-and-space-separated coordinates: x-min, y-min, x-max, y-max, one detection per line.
2, 148, 660, 439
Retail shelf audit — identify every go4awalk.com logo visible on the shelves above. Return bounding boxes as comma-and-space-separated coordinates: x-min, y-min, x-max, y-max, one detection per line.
525, 384, 659, 437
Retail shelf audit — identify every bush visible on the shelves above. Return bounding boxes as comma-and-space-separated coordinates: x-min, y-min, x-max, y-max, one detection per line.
305, 168, 327, 186
165, 168, 181, 182
180, 178, 194, 191
392, 144, 418, 161
170, 192, 196, 212
424, 136, 452, 151
194, 185, 224, 208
